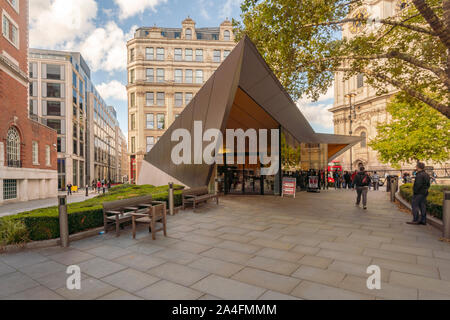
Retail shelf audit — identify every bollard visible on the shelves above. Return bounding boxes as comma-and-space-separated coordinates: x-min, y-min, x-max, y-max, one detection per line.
85, 185, 89, 197
390, 177, 397, 202
168, 182, 174, 216
58, 195, 69, 247
443, 191, 450, 239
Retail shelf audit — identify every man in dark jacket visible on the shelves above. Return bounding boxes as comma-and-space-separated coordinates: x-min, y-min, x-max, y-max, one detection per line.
407, 162, 431, 225
353, 167, 371, 209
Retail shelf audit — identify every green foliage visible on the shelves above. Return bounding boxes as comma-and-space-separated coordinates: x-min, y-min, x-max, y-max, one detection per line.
281, 132, 301, 169
369, 93, 450, 167
235, 0, 449, 116
1, 184, 184, 242
399, 183, 448, 220
0, 218, 29, 246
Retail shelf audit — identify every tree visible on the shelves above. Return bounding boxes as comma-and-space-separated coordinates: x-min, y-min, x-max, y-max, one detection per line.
281, 132, 302, 169
369, 93, 450, 167
235, 0, 450, 118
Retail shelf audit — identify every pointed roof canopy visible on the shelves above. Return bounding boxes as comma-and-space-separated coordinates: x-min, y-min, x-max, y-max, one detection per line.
140, 36, 361, 187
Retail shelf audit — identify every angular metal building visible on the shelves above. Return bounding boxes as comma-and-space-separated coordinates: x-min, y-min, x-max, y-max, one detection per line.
138, 36, 361, 195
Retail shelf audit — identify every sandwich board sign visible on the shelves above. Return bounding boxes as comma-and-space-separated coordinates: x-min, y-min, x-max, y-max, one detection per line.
282, 177, 296, 198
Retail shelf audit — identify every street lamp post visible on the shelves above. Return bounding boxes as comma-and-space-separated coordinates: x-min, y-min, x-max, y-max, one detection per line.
345, 93, 357, 172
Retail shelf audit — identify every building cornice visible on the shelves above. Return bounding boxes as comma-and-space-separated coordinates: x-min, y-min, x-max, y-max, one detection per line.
329, 91, 398, 113
0, 53, 29, 83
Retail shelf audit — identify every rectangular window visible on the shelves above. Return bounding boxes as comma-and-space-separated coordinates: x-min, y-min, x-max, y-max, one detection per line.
129, 69, 135, 83
146, 114, 154, 129
130, 92, 136, 107
174, 48, 182, 61
130, 113, 136, 130
129, 48, 135, 62
73, 123, 78, 139
357, 73, 364, 88
46, 145, 51, 166
29, 62, 37, 78
3, 179, 17, 200
29, 81, 37, 97
146, 137, 155, 152
157, 92, 165, 106
32, 141, 39, 165
46, 119, 63, 134
46, 101, 63, 116
224, 50, 230, 60
157, 114, 165, 130
145, 47, 154, 60
73, 139, 77, 155
131, 137, 136, 153
146, 68, 154, 82
46, 83, 62, 98
196, 70, 203, 84
156, 48, 164, 61
175, 92, 183, 107
145, 92, 154, 106
29, 99, 38, 118
185, 93, 193, 105
157, 68, 165, 83
185, 49, 193, 61
175, 69, 183, 83
195, 49, 203, 62
2, 14, 19, 47
213, 50, 221, 62
46, 64, 62, 80
185, 69, 193, 83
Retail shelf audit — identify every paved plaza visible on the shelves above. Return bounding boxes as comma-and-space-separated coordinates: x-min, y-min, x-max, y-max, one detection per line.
1, 189, 449, 300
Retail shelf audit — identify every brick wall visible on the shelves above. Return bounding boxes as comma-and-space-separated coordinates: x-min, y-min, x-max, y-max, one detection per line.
0, 0, 57, 171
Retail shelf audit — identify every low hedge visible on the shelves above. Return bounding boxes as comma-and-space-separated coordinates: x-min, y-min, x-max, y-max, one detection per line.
1, 184, 184, 243
399, 183, 448, 220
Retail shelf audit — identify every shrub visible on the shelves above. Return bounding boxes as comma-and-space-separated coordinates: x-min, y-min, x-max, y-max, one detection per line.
0, 218, 29, 246
399, 183, 448, 220
1, 184, 184, 242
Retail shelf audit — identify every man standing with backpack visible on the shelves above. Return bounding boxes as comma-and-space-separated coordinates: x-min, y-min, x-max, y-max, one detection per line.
353, 167, 371, 210
407, 162, 431, 225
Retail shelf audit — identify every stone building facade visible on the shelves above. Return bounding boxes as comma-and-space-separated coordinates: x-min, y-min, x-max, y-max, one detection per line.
126, 17, 236, 182
0, 0, 58, 204
330, 0, 417, 171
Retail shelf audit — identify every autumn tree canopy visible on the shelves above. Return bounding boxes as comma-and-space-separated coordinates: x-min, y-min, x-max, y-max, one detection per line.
235, 0, 450, 118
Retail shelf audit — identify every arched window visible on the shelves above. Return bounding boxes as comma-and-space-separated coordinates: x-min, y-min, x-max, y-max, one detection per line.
185, 28, 192, 40
7, 127, 21, 167
224, 30, 230, 41
360, 132, 367, 148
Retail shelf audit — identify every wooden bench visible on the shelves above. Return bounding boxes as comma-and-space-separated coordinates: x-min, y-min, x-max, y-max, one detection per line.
182, 186, 219, 210
102, 195, 153, 237
132, 201, 167, 240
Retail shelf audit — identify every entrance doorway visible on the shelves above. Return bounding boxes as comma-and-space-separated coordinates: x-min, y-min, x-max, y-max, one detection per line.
218, 164, 274, 195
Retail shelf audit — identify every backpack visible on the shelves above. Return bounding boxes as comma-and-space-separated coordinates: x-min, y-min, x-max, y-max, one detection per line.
362, 174, 369, 186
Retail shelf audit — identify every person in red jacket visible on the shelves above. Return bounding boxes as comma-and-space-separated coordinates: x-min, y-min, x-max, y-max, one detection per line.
351, 170, 357, 189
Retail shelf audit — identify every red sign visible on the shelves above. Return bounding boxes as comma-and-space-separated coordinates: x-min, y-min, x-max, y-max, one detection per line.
282, 177, 296, 198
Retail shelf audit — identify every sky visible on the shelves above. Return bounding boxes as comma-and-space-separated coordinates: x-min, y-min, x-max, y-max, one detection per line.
29, 0, 335, 137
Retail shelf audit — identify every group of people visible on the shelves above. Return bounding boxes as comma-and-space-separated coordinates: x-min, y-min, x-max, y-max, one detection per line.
332, 170, 380, 191
92, 179, 111, 194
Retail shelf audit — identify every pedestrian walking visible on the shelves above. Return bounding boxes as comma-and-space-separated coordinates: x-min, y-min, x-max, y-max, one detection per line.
351, 170, 357, 189
97, 180, 101, 193
353, 167, 371, 210
333, 171, 339, 190
66, 183, 72, 196
372, 171, 380, 191
430, 172, 437, 184
344, 171, 351, 189
407, 162, 431, 225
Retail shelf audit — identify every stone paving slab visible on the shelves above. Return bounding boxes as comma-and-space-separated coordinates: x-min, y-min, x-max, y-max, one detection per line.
1, 189, 449, 300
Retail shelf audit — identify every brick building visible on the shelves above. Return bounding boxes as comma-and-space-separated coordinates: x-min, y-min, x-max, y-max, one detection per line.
0, 0, 57, 204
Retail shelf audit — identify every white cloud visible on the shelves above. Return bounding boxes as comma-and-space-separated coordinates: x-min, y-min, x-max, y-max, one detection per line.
96, 80, 127, 101
70, 22, 137, 72
220, 0, 240, 19
297, 84, 335, 130
30, 0, 98, 48
297, 102, 334, 130
113, 0, 167, 19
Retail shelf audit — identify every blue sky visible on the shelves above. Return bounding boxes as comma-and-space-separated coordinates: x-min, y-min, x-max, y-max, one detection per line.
29, 0, 334, 137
